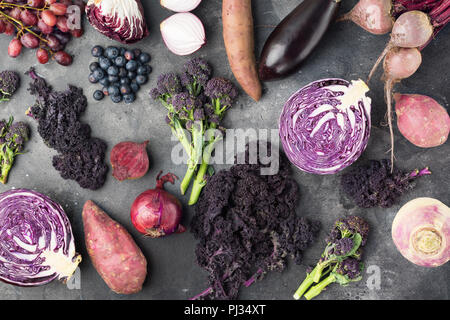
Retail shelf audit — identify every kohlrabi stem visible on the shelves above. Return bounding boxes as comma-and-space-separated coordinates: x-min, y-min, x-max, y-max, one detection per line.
304, 274, 337, 300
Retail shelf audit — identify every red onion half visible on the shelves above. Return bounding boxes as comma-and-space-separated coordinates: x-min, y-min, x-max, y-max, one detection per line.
160, 12, 206, 56
160, 0, 202, 12
130, 172, 185, 238
0, 189, 81, 286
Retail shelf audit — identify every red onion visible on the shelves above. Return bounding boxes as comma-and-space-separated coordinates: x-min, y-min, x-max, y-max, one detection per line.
130, 172, 185, 238
160, 12, 206, 56
160, 0, 202, 12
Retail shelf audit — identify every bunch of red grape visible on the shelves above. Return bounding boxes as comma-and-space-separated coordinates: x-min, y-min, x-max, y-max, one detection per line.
0, 0, 86, 66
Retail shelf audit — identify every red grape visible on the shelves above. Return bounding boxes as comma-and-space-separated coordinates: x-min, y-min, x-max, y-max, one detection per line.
9, 7, 21, 20
4, 22, 15, 36
59, 0, 73, 6
21, 32, 40, 48
49, 3, 67, 15
56, 16, 69, 32
70, 28, 83, 38
45, 0, 57, 4
20, 9, 38, 26
37, 19, 53, 34
0, 20, 6, 34
8, 39, 22, 58
41, 10, 57, 27
54, 51, 72, 66
72, 0, 85, 12
36, 48, 49, 64
46, 34, 63, 51
28, 0, 45, 8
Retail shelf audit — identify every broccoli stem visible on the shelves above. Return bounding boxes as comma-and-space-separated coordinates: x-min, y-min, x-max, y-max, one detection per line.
181, 120, 204, 194
293, 265, 319, 300
181, 166, 196, 195
304, 273, 337, 300
0, 146, 14, 184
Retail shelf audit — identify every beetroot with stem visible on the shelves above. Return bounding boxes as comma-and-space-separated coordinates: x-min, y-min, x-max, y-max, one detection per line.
337, 0, 394, 35
382, 47, 422, 168
130, 171, 185, 238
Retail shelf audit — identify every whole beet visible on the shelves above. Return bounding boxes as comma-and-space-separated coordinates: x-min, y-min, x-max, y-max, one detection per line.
83, 200, 147, 294
130, 172, 185, 238
110, 140, 150, 181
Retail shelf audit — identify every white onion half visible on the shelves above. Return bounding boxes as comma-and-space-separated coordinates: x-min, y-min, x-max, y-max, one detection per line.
160, 0, 202, 12
160, 12, 206, 56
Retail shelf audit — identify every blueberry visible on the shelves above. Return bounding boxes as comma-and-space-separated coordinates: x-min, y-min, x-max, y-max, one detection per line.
89, 62, 100, 72
108, 75, 119, 83
111, 94, 123, 104
127, 71, 137, 79
91, 46, 103, 57
102, 86, 109, 96
120, 77, 131, 85
123, 93, 136, 104
93, 68, 105, 80
88, 73, 98, 83
99, 56, 112, 70
137, 65, 150, 75
120, 84, 131, 95
133, 49, 142, 57
136, 75, 148, 85
124, 50, 135, 60
114, 56, 126, 67
105, 46, 119, 59
99, 77, 110, 86
107, 65, 119, 76
139, 53, 151, 64
108, 86, 120, 96
126, 60, 138, 71
118, 67, 128, 78
93, 90, 104, 100
120, 47, 126, 56
130, 82, 140, 93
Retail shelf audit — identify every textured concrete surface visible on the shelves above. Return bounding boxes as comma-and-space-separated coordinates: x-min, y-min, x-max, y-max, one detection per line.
0, 0, 448, 300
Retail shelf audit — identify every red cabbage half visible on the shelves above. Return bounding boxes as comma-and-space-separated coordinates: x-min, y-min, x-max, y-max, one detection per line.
0, 189, 81, 286
279, 78, 372, 175
86, 0, 149, 44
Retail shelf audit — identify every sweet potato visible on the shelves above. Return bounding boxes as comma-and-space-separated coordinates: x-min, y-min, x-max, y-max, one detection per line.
82, 200, 147, 294
222, 0, 262, 101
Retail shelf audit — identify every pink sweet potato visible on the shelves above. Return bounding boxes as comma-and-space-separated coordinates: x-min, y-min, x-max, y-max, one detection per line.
82, 200, 147, 294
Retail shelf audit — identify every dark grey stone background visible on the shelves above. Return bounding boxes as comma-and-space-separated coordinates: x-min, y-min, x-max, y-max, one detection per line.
0, 0, 448, 300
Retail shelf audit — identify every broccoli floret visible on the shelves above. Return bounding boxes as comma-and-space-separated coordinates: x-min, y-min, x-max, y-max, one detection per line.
0, 117, 30, 184
0, 71, 20, 101
341, 159, 431, 208
181, 58, 212, 96
204, 77, 238, 118
153, 73, 182, 101
293, 216, 369, 299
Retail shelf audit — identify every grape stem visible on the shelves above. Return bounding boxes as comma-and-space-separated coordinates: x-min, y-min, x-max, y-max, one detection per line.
0, 10, 48, 44
0, 1, 49, 12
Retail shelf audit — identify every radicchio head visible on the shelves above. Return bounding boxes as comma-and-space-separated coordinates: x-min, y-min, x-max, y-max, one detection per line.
86, 0, 149, 44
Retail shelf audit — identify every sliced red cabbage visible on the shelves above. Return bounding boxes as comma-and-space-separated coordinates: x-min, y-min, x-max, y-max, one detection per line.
279, 78, 372, 175
0, 189, 81, 286
86, 0, 149, 44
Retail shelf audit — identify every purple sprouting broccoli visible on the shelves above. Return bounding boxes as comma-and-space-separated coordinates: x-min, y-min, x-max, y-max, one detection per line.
150, 59, 238, 205
341, 159, 431, 208
303, 257, 364, 300
293, 216, 369, 300
0, 71, 20, 102
0, 117, 30, 184
188, 77, 238, 206
181, 58, 212, 96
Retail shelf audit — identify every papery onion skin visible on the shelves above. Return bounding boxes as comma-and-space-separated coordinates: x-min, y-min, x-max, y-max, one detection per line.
279, 78, 372, 175
160, 12, 206, 56
160, 0, 202, 13
86, 0, 149, 44
0, 189, 81, 287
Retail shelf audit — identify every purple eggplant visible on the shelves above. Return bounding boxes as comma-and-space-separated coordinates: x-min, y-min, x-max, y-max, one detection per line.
258, 0, 341, 81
